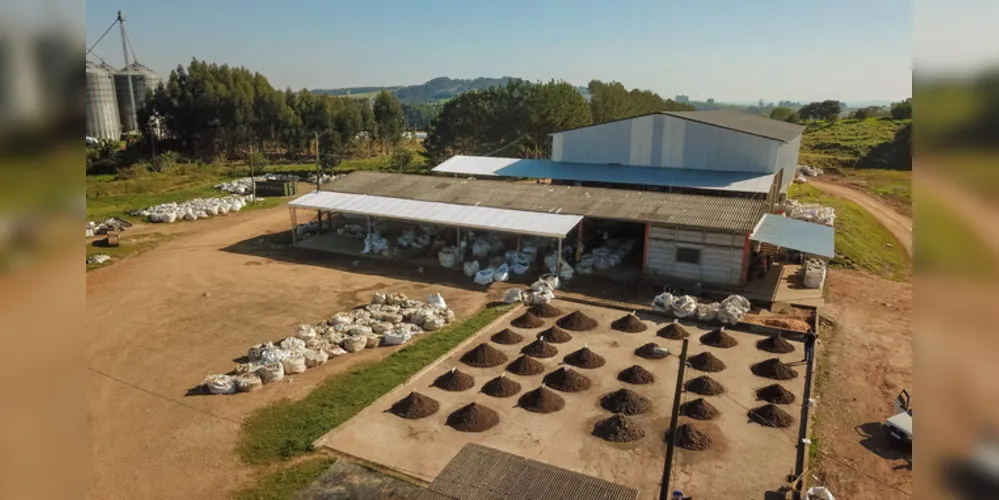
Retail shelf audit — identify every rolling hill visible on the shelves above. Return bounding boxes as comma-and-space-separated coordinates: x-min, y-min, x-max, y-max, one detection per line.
313, 76, 591, 103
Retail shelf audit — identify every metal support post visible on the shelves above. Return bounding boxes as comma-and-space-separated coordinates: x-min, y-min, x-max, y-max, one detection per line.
289, 207, 298, 244
661, 338, 690, 499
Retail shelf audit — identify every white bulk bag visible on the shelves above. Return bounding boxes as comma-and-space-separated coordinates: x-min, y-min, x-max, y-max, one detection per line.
364, 335, 382, 348
651, 292, 674, 311
474, 268, 495, 285
463, 260, 480, 277
696, 302, 721, 322
721, 295, 751, 311
296, 324, 318, 340
371, 292, 387, 304
330, 313, 353, 326
717, 303, 745, 325
472, 239, 490, 258
427, 292, 447, 309
323, 344, 347, 357
204, 374, 237, 395
438, 248, 457, 268
279, 337, 306, 351
382, 330, 412, 346
503, 288, 525, 304
235, 372, 263, 392
303, 349, 328, 368
671, 295, 698, 318
257, 362, 284, 384
248, 342, 274, 362
423, 316, 446, 331
342, 336, 367, 353
281, 353, 307, 374
493, 264, 510, 282
259, 348, 290, 365
347, 326, 373, 337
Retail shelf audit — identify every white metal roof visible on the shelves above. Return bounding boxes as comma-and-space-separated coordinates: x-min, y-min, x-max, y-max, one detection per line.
750, 214, 835, 258
290, 190, 582, 238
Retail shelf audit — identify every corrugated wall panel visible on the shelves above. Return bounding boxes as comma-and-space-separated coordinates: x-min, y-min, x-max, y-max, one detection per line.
557, 119, 635, 165
664, 115, 780, 173
704, 232, 737, 246
677, 229, 704, 243
646, 225, 746, 285
660, 115, 686, 167
776, 135, 801, 193
650, 226, 675, 240
552, 134, 564, 161
629, 115, 655, 166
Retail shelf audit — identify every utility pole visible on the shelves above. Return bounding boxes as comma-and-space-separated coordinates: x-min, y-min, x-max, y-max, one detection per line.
248, 145, 256, 203
117, 11, 137, 135
315, 131, 321, 192
661, 338, 689, 500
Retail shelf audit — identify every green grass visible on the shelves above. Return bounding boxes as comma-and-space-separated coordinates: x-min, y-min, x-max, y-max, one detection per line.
86, 232, 175, 271
838, 168, 912, 216
799, 118, 908, 170
789, 183, 911, 281
230, 456, 336, 500
914, 191, 998, 282
237, 304, 514, 465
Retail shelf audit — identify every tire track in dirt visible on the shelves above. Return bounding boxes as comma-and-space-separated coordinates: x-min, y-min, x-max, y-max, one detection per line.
810, 178, 912, 256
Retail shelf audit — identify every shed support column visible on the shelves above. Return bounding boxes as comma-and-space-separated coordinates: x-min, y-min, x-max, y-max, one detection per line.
642, 223, 651, 273
556, 238, 563, 276
289, 206, 298, 244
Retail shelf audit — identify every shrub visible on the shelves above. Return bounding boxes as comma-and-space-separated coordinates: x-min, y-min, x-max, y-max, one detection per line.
115, 164, 149, 180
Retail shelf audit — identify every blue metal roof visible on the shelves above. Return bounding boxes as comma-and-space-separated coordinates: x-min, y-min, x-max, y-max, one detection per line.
432, 155, 775, 194
750, 214, 835, 258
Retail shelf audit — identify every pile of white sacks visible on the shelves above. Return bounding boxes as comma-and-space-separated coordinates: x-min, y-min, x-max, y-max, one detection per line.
129, 196, 249, 223
651, 292, 752, 326
502, 275, 560, 306
576, 239, 638, 275
215, 174, 302, 195
778, 199, 836, 227
202, 292, 455, 395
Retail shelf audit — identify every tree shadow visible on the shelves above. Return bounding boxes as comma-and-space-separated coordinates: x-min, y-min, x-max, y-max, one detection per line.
855, 422, 911, 461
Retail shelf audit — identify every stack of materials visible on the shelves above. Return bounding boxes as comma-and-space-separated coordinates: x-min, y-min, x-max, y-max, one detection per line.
86, 217, 132, 236
779, 199, 836, 227
576, 238, 638, 275
129, 196, 248, 223
802, 257, 827, 289
650, 293, 752, 325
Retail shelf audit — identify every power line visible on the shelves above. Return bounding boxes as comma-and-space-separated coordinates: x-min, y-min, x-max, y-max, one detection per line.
86, 19, 118, 57
123, 27, 140, 65
88, 367, 240, 426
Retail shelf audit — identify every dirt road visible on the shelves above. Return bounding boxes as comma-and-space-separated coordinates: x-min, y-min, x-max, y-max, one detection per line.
810, 178, 913, 256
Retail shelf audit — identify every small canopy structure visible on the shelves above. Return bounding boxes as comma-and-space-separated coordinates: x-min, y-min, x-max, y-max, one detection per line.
750, 214, 835, 258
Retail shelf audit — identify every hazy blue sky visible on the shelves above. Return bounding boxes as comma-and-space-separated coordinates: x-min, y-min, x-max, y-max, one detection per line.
85, 0, 916, 103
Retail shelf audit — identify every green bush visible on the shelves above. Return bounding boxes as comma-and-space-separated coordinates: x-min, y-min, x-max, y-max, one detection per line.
115, 164, 149, 180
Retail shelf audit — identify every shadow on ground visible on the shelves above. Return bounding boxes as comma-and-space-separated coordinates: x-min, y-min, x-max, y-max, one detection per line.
855, 422, 912, 463
297, 458, 423, 500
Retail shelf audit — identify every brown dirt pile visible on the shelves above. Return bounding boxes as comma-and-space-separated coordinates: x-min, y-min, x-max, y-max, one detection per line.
543, 367, 592, 392
685, 375, 725, 396
762, 318, 811, 332
593, 414, 645, 442
388, 392, 440, 419
528, 303, 564, 318
563, 346, 606, 368
521, 339, 558, 358
635, 342, 669, 359
688, 352, 726, 372
751, 358, 799, 380
757, 334, 796, 354
600, 389, 650, 415
611, 314, 648, 333
517, 386, 566, 413
699, 327, 738, 348
556, 310, 598, 331
669, 423, 714, 450
657, 321, 689, 339
748, 403, 795, 428
511, 311, 545, 328
432, 368, 475, 391
481, 374, 522, 398
538, 326, 573, 343
460, 343, 509, 368
680, 398, 720, 420
506, 355, 546, 376
756, 384, 796, 404
617, 364, 655, 384
491, 328, 524, 345
446, 403, 500, 432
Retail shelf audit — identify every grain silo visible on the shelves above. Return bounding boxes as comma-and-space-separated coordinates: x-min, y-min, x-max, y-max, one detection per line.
114, 61, 162, 134
85, 61, 121, 140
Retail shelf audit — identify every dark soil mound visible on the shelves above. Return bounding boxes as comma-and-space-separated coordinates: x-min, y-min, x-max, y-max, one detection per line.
511, 311, 545, 329
635, 342, 669, 359
600, 389, 650, 415
538, 326, 573, 344
617, 365, 655, 384
517, 386, 566, 413
432, 368, 475, 391
481, 374, 522, 398
668, 423, 713, 450
611, 314, 648, 333
556, 310, 598, 331
543, 367, 592, 392
680, 398, 720, 420
657, 321, 690, 339
563, 346, 606, 369
688, 352, 727, 372
685, 375, 725, 396
528, 303, 564, 318
751, 358, 798, 380
593, 414, 645, 442
388, 392, 440, 419
446, 403, 500, 432
506, 355, 546, 376
756, 384, 796, 404
699, 327, 738, 348
748, 403, 795, 428
757, 335, 796, 354
460, 343, 509, 368
491, 328, 524, 345
521, 339, 558, 358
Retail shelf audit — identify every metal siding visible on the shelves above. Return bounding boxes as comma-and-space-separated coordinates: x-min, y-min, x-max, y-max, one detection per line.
629, 115, 654, 166
552, 133, 564, 161
777, 135, 801, 193
676, 116, 780, 173
677, 229, 704, 243
558, 119, 634, 165
647, 225, 745, 284
660, 115, 686, 167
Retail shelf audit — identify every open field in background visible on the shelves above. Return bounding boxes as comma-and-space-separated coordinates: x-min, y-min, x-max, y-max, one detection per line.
827, 169, 912, 216
799, 118, 908, 171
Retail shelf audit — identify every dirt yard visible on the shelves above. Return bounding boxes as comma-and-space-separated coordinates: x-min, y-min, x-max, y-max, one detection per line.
86, 205, 493, 500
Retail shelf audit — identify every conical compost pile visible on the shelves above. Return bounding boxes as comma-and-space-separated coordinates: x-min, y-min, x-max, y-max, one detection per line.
537, 326, 573, 344
528, 303, 564, 318
491, 328, 524, 345
563, 346, 606, 369
511, 311, 545, 328
699, 327, 738, 348
635, 342, 669, 359
556, 310, 598, 331
680, 398, 720, 420
685, 375, 725, 396
432, 368, 475, 391
688, 352, 727, 372
543, 367, 592, 392
521, 339, 558, 358
756, 384, 796, 404
757, 335, 796, 354
481, 374, 522, 398
748, 403, 795, 428
460, 343, 509, 368
669, 423, 714, 450
446, 403, 500, 432
617, 365, 655, 384
593, 414, 645, 442
517, 386, 566, 413
600, 388, 650, 415
657, 321, 690, 340
506, 355, 546, 376
611, 313, 648, 333
388, 392, 440, 419
751, 358, 798, 380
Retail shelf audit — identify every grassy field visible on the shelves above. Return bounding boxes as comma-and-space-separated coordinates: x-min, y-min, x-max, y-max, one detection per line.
789, 183, 910, 281
238, 304, 513, 465
833, 168, 912, 216
86, 232, 175, 271
799, 118, 907, 171
231, 456, 336, 500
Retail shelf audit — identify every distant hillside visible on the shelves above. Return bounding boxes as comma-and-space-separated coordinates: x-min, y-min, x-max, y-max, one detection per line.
800, 118, 911, 170
314, 76, 590, 103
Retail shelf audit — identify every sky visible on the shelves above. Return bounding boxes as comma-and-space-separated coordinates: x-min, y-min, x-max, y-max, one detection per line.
84, 0, 926, 103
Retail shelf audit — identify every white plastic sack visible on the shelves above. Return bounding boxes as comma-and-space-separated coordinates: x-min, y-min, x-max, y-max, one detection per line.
370, 322, 393, 334
474, 268, 495, 285
279, 337, 306, 351
803, 265, 826, 289
248, 342, 274, 362
382, 330, 412, 346
235, 372, 263, 392
651, 292, 674, 312
303, 349, 328, 368
257, 362, 284, 383
696, 302, 721, 322
342, 336, 367, 353
463, 260, 480, 277
557, 264, 574, 281
511, 261, 530, 275
527, 289, 555, 305
717, 303, 745, 325
805, 487, 836, 500
364, 335, 381, 348
493, 264, 510, 282
259, 348, 290, 365
296, 324, 317, 341
503, 288, 525, 304
541, 274, 560, 291
671, 295, 699, 318
371, 292, 387, 304
531, 279, 554, 293
281, 353, 307, 374
427, 292, 447, 309
329, 313, 354, 326
721, 295, 751, 311
323, 344, 347, 357
423, 316, 446, 331
348, 326, 373, 336
204, 374, 236, 395
472, 239, 490, 258
438, 248, 457, 268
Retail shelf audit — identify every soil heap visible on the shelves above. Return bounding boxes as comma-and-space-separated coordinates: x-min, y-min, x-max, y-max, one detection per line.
538, 326, 573, 344
600, 389, 650, 415
635, 342, 669, 359
528, 303, 564, 318
491, 328, 524, 345
685, 375, 725, 396
446, 403, 500, 432
611, 313, 648, 333
563, 346, 606, 369
542, 366, 592, 392
506, 355, 546, 376
748, 403, 795, 428
481, 374, 522, 398
751, 358, 799, 380
556, 310, 599, 331
669, 423, 714, 450
757, 334, 796, 354
521, 339, 558, 358
593, 414, 645, 442
699, 327, 738, 348
517, 386, 566, 413
617, 365, 655, 384
657, 321, 690, 339
432, 368, 475, 391
687, 352, 727, 372
511, 311, 545, 329
680, 398, 720, 420
460, 343, 510, 368
756, 384, 796, 404
388, 392, 440, 419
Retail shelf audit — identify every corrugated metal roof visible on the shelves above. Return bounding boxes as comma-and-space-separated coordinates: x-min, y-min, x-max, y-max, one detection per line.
432, 155, 776, 194
325, 172, 767, 233
750, 214, 835, 258
419, 443, 639, 500
552, 110, 806, 143
290, 190, 583, 238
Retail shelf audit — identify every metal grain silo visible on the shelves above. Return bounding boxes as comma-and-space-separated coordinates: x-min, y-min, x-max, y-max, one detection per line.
85, 61, 122, 140
114, 62, 162, 133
